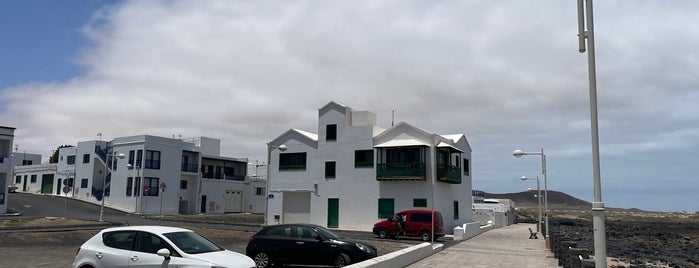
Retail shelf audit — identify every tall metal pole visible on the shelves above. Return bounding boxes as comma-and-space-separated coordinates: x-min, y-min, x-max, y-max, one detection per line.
536, 176, 542, 233
578, 0, 607, 266
265, 144, 272, 226
541, 148, 549, 241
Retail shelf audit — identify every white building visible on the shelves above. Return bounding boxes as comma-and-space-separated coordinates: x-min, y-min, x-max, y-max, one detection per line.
0, 126, 16, 214
12, 135, 266, 215
267, 101, 473, 231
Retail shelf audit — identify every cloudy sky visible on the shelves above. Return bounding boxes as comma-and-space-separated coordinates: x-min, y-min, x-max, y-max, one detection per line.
1, 1, 697, 212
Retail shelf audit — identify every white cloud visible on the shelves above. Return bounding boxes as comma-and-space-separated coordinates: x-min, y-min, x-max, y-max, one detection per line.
1, 0, 698, 211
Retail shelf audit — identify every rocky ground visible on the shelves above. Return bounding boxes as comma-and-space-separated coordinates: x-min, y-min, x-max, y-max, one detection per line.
546, 212, 698, 268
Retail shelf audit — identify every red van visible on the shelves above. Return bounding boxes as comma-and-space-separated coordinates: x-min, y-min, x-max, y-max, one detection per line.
372, 210, 444, 241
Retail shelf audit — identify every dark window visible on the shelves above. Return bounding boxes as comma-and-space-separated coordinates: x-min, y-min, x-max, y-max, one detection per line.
386, 147, 421, 163
325, 161, 336, 178
136, 150, 143, 168
83, 154, 90, 164
144, 177, 159, 196
81, 179, 88, 188
128, 150, 135, 166
378, 198, 395, 219
180, 180, 187, 189
255, 187, 264, 196
15, 176, 21, 183
134, 232, 179, 256
279, 152, 306, 170
463, 159, 470, 176
126, 177, 133, 196
67, 155, 75, 165
326, 124, 337, 141
268, 226, 292, 237
30, 175, 37, 183
413, 198, 427, 207
102, 231, 136, 250
454, 201, 459, 220
410, 213, 432, 223
22, 160, 32, 165
145, 150, 161, 169
354, 150, 373, 168
134, 177, 141, 197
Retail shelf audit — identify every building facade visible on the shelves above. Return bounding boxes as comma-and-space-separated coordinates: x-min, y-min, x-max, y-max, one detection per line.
0, 126, 16, 214
267, 102, 473, 231
12, 135, 265, 215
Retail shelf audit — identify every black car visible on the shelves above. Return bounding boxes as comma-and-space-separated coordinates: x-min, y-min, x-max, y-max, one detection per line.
246, 224, 377, 268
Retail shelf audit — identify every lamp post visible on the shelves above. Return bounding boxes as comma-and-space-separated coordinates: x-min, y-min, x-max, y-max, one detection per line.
100, 150, 125, 222
513, 148, 549, 242
521, 176, 542, 233
578, 0, 607, 266
265, 143, 287, 225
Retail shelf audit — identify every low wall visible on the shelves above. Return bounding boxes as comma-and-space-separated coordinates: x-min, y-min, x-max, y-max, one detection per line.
346, 242, 443, 268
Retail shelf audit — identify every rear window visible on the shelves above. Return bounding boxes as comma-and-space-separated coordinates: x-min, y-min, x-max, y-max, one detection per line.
103, 231, 136, 250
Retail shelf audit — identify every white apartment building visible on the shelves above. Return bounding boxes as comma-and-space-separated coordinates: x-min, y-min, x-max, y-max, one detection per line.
267, 101, 473, 231
12, 135, 266, 215
0, 126, 16, 214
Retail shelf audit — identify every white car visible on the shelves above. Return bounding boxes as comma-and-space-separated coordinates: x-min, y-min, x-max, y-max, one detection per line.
73, 225, 255, 268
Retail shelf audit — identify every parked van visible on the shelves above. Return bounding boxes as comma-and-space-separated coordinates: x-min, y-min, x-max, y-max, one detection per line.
372, 210, 444, 241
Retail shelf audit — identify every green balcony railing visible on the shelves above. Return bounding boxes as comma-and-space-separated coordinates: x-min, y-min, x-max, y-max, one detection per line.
437, 164, 461, 184
376, 162, 426, 180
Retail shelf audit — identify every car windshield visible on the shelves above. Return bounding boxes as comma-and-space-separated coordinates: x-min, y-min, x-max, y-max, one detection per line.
163, 231, 224, 254
315, 227, 340, 240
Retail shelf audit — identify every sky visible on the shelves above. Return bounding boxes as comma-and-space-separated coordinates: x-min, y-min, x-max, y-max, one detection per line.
1, 0, 697, 213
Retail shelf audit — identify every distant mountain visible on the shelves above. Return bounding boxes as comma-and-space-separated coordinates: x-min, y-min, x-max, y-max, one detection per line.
485, 190, 592, 211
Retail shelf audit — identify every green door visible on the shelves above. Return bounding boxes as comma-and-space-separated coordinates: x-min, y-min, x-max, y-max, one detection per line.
56, 179, 62, 195
41, 174, 54, 194
327, 198, 339, 228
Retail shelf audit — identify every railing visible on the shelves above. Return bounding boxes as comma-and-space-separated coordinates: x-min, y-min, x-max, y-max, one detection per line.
181, 163, 198, 173
354, 162, 373, 168
279, 165, 306, 171
95, 145, 107, 162
376, 162, 426, 180
437, 164, 461, 184
225, 174, 245, 181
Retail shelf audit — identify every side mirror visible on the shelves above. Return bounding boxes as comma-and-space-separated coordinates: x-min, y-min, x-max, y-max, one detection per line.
156, 248, 171, 260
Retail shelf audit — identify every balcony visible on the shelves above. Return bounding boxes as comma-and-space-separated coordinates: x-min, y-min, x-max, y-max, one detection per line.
181, 163, 198, 173
376, 162, 426, 181
437, 164, 461, 184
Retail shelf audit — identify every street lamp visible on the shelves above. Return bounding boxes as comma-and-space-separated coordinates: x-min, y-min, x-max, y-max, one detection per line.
265, 143, 287, 225
513, 148, 549, 242
100, 150, 125, 222
521, 176, 542, 233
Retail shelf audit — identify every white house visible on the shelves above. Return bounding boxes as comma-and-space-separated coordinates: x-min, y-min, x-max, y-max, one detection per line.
267, 101, 473, 231
0, 126, 16, 214
12, 134, 266, 215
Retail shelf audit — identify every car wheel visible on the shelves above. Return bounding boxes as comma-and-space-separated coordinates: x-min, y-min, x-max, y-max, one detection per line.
333, 253, 350, 268
377, 228, 389, 239
420, 231, 431, 242
253, 251, 272, 268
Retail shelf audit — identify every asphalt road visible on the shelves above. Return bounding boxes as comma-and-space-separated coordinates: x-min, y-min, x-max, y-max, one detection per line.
1, 193, 439, 267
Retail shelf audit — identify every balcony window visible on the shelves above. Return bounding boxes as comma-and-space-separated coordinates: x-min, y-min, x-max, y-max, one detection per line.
354, 150, 373, 168
279, 152, 306, 170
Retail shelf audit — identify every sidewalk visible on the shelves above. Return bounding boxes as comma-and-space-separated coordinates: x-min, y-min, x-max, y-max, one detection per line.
408, 223, 559, 268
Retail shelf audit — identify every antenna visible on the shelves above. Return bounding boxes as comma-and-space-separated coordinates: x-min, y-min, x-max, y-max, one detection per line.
97, 132, 103, 141
391, 110, 395, 126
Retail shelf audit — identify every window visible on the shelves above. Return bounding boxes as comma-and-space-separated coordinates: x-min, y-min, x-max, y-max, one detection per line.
136, 150, 143, 168
180, 180, 187, 189
22, 160, 32, 165
413, 198, 427, 207
410, 213, 432, 223
255, 187, 265, 196
135, 232, 179, 256
126, 177, 133, 196
326, 124, 337, 141
67, 155, 76, 165
81, 179, 88, 188
354, 150, 373, 168
325, 161, 336, 178
386, 147, 421, 163
30, 175, 37, 183
454, 201, 459, 220
134, 177, 141, 197
279, 152, 306, 170
83, 154, 90, 164
144, 177, 159, 196
128, 150, 135, 166
145, 150, 161, 169
103, 231, 136, 250
463, 159, 470, 176
15, 176, 21, 183
378, 198, 395, 219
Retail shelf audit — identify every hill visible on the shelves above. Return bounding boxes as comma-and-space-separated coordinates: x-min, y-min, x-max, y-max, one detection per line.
485, 190, 592, 211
